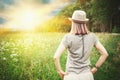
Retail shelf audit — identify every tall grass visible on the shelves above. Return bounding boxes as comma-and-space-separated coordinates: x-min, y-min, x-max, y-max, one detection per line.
0, 33, 120, 80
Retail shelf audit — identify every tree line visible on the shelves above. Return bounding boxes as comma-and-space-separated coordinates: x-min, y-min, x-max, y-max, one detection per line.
36, 0, 120, 33
57, 0, 120, 33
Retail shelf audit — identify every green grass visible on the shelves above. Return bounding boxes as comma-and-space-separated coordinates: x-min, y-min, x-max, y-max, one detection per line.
0, 32, 120, 80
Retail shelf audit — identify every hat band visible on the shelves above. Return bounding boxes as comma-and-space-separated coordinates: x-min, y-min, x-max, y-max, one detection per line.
72, 19, 86, 24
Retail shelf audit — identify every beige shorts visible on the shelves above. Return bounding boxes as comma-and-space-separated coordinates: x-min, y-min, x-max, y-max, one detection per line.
64, 72, 94, 80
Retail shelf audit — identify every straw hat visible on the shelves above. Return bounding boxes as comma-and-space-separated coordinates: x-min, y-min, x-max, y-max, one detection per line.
69, 10, 89, 23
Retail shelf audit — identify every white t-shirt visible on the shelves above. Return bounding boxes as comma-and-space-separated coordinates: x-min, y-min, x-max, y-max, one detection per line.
61, 33, 99, 74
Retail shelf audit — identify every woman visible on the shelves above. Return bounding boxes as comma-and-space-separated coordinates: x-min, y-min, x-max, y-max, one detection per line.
54, 10, 108, 80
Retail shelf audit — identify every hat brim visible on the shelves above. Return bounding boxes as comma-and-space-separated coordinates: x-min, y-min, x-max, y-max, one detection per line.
68, 18, 89, 22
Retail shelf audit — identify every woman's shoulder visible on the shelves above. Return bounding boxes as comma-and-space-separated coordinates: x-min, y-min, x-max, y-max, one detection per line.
87, 32, 99, 41
85, 32, 98, 39
63, 33, 76, 40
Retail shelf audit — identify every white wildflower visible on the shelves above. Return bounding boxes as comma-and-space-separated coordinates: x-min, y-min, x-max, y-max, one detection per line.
3, 57, 7, 60
10, 53, 18, 58
12, 58, 18, 62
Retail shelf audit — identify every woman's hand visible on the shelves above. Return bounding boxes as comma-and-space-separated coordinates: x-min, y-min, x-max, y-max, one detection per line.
91, 67, 98, 74
58, 70, 67, 79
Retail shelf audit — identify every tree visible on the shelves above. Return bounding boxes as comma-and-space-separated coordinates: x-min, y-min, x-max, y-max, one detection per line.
88, 0, 120, 32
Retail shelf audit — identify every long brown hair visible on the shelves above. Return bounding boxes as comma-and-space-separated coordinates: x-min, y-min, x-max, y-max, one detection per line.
70, 21, 89, 35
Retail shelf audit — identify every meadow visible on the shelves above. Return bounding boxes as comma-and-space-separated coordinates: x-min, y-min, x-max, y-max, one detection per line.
0, 32, 120, 80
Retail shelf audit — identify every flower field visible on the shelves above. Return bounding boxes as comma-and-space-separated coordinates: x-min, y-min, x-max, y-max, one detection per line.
0, 32, 120, 80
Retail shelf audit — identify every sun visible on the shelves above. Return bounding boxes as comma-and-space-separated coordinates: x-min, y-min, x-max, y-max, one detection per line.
5, 3, 44, 30
3, 1, 60, 31
13, 9, 40, 30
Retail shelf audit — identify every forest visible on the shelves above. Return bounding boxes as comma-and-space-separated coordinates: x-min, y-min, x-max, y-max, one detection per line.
36, 0, 120, 33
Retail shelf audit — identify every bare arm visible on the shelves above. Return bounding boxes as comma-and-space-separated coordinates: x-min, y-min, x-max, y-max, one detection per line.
91, 41, 109, 74
54, 43, 66, 79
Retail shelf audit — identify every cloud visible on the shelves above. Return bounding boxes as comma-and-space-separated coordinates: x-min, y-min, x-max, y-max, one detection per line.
0, 0, 71, 30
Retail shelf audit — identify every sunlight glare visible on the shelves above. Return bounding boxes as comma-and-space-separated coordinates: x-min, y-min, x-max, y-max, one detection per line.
16, 9, 40, 30
5, 3, 45, 30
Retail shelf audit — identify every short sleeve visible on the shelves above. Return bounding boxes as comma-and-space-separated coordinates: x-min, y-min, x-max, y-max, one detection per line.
92, 33, 99, 45
61, 34, 70, 48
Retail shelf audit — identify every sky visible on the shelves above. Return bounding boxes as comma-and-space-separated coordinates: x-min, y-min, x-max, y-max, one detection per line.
0, 0, 75, 30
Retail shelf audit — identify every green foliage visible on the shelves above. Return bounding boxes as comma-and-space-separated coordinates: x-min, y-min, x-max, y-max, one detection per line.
56, 0, 120, 32
94, 34, 120, 80
34, 0, 120, 33
112, 26, 120, 33
36, 16, 71, 32
35, 3, 84, 33
0, 33, 64, 80
0, 33, 120, 80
